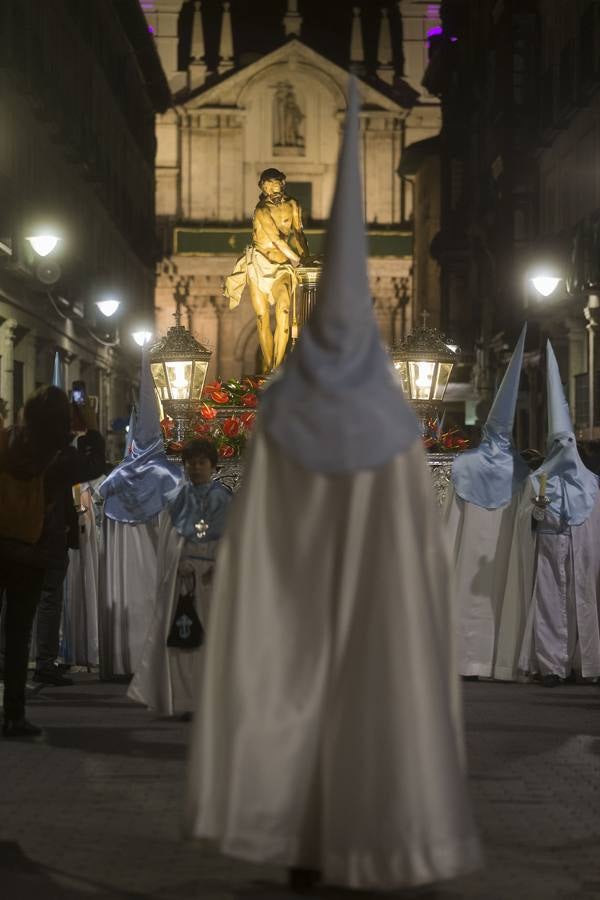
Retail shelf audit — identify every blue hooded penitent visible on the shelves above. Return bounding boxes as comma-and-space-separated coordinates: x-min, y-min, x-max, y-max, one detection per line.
51, 351, 63, 389
530, 340, 599, 526
123, 405, 137, 461
259, 78, 419, 473
452, 324, 530, 508
100, 348, 181, 523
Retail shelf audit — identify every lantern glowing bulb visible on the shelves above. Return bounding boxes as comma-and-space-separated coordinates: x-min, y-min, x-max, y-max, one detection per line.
132, 330, 153, 347
415, 362, 435, 390
531, 275, 561, 297
26, 234, 61, 257
96, 298, 121, 318
167, 361, 192, 400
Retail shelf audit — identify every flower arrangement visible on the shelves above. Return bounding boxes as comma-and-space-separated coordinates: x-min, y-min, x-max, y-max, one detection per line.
422, 417, 469, 453
161, 376, 262, 459
200, 376, 263, 409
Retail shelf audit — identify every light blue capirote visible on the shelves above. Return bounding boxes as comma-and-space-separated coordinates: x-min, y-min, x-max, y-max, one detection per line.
259, 78, 419, 474
452, 324, 530, 508
100, 348, 181, 523
123, 405, 137, 461
51, 351, 63, 389
530, 340, 599, 526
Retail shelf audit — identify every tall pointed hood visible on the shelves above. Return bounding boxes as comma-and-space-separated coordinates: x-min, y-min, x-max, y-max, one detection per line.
100, 348, 181, 523
452, 324, 529, 508
546, 340, 575, 439
51, 351, 63, 389
123, 405, 137, 461
259, 78, 419, 473
530, 340, 599, 526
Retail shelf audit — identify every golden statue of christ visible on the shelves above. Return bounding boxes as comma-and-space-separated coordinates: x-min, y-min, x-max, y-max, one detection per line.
225, 168, 309, 373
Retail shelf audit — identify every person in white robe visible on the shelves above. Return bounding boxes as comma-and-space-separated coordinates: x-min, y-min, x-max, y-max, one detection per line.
496, 340, 600, 685
183, 79, 481, 893
128, 438, 231, 717
60, 478, 104, 668
444, 325, 530, 679
97, 350, 181, 678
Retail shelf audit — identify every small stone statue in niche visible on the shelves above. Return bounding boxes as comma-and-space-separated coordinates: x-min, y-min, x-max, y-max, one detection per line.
273, 82, 305, 155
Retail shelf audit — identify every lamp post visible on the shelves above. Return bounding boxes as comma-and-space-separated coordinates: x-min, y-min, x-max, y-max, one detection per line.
148, 304, 212, 442
389, 313, 458, 431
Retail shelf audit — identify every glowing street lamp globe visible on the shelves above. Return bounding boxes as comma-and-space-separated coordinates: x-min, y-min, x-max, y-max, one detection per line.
132, 330, 153, 347
530, 274, 561, 297
96, 298, 121, 318
26, 233, 61, 257
148, 311, 212, 442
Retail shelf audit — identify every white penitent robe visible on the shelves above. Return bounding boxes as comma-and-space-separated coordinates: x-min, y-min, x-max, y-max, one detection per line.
515, 486, 600, 680
62, 485, 100, 667
444, 485, 519, 677
128, 514, 216, 717
97, 517, 159, 678
183, 428, 481, 891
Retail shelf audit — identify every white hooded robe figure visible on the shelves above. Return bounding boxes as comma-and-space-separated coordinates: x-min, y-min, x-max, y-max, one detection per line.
496, 341, 600, 682
128, 463, 231, 717
444, 326, 530, 678
61, 478, 103, 668
97, 350, 181, 678
183, 80, 481, 892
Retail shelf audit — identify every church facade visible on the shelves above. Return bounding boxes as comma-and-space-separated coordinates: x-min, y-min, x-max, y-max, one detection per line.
144, 1, 441, 381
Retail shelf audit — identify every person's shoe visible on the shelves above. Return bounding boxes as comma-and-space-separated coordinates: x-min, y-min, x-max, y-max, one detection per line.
541, 674, 561, 688
33, 666, 74, 686
2, 718, 43, 738
287, 868, 321, 892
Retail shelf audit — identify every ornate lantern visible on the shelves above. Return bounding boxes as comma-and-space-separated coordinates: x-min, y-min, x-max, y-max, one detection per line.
149, 307, 212, 442
390, 320, 458, 427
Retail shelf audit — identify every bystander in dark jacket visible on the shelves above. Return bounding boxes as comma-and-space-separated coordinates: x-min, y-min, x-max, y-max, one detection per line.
0, 386, 106, 736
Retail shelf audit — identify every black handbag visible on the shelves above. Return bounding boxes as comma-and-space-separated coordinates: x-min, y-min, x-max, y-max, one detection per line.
166, 572, 204, 649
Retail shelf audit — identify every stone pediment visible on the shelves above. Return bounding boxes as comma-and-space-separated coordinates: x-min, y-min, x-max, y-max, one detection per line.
177, 38, 416, 115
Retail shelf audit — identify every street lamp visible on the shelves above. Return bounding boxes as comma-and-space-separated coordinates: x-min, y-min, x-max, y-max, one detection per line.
132, 330, 153, 347
26, 232, 61, 257
148, 306, 212, 442
96, 298, 121, 318
530, 273, 561, 298
390, 316, 458, 430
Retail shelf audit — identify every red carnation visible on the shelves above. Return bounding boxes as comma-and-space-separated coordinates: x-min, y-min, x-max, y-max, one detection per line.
200, 403, 217, 420
222, 417, 240, 438
194, 421, 211, 436
218, 444, 235, 458
241, 392, 258, 408
239, 411, 256, 430
160, 417, 174, 438
209, 389, 231, 405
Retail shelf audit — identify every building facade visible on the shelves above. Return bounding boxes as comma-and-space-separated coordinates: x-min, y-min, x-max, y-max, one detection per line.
0, 0, 170, 457
143, 0, 442, 381
425, 0, 600, 444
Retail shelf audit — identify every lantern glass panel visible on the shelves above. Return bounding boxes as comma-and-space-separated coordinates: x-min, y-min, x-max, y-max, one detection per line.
393, 361, 410, 397
165, 360, 193, 401
151, 362, 169, 400
433, 362, 453, 401
409, 360, 436, 401
191, 360, 209, 401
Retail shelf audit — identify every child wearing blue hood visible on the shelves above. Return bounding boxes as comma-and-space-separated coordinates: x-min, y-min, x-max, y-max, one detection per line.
128, 439, 232, 717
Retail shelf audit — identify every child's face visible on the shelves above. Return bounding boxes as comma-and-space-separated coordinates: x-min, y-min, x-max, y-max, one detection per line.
185, 454, 215, 485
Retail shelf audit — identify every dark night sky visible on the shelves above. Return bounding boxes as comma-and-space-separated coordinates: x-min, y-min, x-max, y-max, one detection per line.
178, 0, 405, 77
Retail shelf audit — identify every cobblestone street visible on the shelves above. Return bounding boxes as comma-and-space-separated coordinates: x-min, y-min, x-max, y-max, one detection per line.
1, 677, 599, 900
